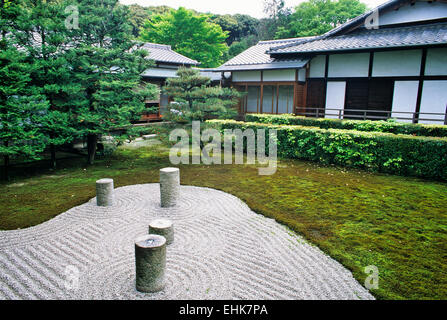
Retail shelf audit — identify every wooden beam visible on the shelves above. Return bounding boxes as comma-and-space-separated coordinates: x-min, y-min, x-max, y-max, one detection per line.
414, 48, 428, 123
260, 84, 264, 113
368, 51, 374, 78
276, 84, 279, 114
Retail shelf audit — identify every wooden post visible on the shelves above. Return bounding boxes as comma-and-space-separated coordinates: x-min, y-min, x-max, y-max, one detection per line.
444, 104, 447, 125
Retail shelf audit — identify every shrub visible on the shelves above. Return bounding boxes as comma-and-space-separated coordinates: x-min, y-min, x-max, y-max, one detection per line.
245, 114, 447, 137
207, 120, 447, 180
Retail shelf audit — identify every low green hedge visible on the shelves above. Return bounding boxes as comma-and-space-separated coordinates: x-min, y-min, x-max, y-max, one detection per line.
207, 119, 447, 180
245, 114, 447, 137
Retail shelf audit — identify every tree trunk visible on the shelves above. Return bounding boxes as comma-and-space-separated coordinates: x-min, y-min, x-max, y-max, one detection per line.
87, 134, 98, 165
3, 154, 9, 182
50, 143, 56, 169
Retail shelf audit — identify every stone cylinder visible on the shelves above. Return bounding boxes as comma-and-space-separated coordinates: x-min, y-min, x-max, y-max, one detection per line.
135, 234, 166, 293
160, 167, 180, 207
149, 219, 174, 245
96, 178, 114, 207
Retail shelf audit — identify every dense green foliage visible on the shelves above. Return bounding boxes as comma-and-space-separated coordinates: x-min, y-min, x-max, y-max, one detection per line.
162, 68, 240, 122
0, 35, 48, 180
208, 120, 447, 180
18, 0, 78, 168
245, 114, 447, 137
275, 0, 367, 38
130, 0, 367, 63
140, 7, 228, 68
0, 0, 158, 176
66, 0, 158, 164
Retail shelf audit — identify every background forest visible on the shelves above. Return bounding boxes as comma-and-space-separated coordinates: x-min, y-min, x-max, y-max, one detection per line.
131, 0, 368, 67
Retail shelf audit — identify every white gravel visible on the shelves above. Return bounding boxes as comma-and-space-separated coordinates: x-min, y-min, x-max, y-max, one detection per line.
0, 184, 374, 300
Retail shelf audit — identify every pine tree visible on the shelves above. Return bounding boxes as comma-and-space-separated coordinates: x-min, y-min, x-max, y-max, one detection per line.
0, 0, 49, 180
163, 67, 240, 122
17, 0, 76, 169
66, 0, 157, 164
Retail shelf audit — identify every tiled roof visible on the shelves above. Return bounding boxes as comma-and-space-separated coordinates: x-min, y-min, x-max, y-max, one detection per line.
140, 43, 198, 65
268, 22, 447, 54
215, 37, 313, 71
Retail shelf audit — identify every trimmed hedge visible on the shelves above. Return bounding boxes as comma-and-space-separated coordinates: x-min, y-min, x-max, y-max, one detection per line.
207, 119, 447, 180
245, 114, 447, 137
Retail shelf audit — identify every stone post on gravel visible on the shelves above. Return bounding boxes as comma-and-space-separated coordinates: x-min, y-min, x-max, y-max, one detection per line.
96, 178, 114, 207
135, 234, 166, 293
149, 219, 174, 245
160, 167, 180, 207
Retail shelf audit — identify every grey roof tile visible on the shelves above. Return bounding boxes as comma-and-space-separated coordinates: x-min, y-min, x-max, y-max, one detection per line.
268, 22, 447, 54
219, 37, 314, 67
140, 42, 198, 65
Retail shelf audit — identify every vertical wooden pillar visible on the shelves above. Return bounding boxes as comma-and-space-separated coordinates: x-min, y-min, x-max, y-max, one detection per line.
260, 71, 264, 114
276, 84, 279, 114
414, 48, 427, 124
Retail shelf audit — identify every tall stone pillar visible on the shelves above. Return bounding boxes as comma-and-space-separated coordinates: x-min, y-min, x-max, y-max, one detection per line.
135, 234, 166, 293
96, 178, 114, 207
160, 167, 180, 207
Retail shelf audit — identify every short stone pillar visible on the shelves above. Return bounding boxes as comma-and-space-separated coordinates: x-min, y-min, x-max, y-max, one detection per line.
149, 219, 174, 245
135, 234, 166, 293
96, 178, 114, 207
160, 167, 180, 207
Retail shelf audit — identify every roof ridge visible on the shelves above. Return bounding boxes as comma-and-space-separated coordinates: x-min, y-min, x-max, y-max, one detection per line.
142, 42, 172, 50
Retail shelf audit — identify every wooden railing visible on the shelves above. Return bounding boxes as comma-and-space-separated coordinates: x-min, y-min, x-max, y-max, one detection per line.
295, 106, 447, 124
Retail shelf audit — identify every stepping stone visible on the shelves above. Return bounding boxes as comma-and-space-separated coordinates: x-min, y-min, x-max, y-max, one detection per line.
159, 167, 180, 208
96, 178, 114, 207
135, 234, 166, 293
143, 134, 157, 140
149, 219, 174, 245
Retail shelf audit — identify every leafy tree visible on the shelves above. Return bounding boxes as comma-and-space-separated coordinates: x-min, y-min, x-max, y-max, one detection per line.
209, 14, 240, 45
276, 0, 367, 38
140, 7, 228, 68
66, 0, 158, 164
223, 35, 258, 61
0, 0, 49, 180
258, 0, 291, 40
17, 0, 77, 169
163, 68, 240, 122
128, 4, 151, 37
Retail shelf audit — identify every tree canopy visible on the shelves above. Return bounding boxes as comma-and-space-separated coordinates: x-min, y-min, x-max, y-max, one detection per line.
276, 0, 367, 38
140, 7, 228, 68
66, 0, 158, 164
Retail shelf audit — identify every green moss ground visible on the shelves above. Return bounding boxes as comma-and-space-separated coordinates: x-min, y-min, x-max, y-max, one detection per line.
1, 142, 446, 300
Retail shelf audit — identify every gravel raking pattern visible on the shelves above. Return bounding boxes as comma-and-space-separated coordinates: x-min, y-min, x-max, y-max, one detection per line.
0, 184, 374, 300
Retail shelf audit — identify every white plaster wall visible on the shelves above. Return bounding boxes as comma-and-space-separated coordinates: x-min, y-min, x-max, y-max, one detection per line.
391, 81, 419, 123
372, 50, 422, 77
379, 2, 447, 26
328, 53, 370, 78
325, 81, 346, 119
419, 80, 447, 124
309, 55, 326, 78
298, 68, 306, 82
263, 69, 295, 82
232, 71, 261, 82
425, 48, 447, 76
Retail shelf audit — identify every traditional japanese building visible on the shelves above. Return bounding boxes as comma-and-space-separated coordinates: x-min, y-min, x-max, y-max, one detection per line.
140, 43, 199, 121
215, 0, 447, 124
